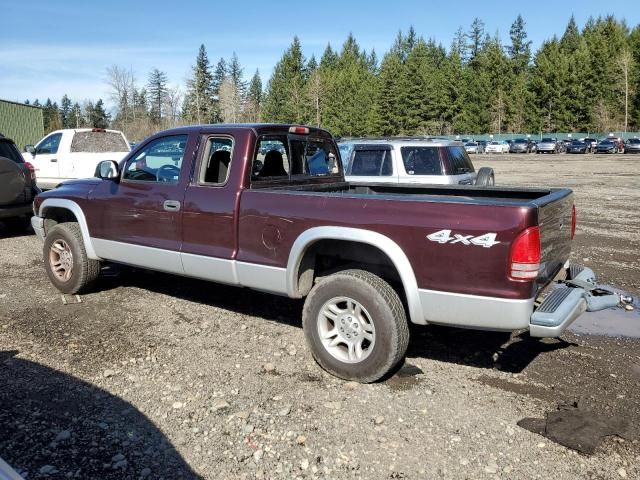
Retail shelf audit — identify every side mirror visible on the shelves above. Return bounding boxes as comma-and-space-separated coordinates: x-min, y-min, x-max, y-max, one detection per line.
25, 145, 35, 156
95, 160, 120, 180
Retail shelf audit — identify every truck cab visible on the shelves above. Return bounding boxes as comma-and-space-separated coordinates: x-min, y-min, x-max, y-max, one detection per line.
24, 128, 130, 190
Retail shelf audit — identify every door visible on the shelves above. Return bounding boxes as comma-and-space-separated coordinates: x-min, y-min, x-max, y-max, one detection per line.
31, 132, 62, 188
88, 133, 193, 275
180, 134, 238, 283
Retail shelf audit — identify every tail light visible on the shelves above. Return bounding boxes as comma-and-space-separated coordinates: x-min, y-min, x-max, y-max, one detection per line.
24, 162, 37, 180
288, 126, 309, 134
571, 204, 576, 240
509, 226, 540, 281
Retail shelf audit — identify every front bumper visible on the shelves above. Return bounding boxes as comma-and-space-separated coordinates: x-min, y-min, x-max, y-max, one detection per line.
530, 265, 626, 337
31, 216, 45, 241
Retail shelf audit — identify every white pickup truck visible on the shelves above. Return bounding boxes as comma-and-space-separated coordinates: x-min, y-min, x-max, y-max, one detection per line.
24, 128, 130, 190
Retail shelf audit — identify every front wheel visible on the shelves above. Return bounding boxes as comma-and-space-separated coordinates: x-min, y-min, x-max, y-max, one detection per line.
302, 269, 409, 383
43, 222, 101, 294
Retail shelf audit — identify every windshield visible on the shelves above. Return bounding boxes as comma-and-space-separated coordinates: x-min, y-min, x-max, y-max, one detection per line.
541, 138, 554, 142
71, 131, 129, 153
465, 142, 477, 146
514, 139, 528, 143
628, 139, 640, 144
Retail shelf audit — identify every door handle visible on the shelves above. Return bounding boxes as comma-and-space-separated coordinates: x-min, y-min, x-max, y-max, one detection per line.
50, 158, 57, 162
163, 200, 181, 212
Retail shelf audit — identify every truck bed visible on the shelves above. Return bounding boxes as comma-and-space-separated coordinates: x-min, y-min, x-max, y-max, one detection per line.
255, 180, 569, 207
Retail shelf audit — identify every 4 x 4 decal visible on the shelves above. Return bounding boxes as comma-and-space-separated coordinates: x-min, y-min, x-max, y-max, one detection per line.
427, 230, 500, 248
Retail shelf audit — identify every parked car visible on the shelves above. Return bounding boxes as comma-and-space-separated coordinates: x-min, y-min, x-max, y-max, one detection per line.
339, 138, 495, 186
30, 123, 621, 382
536, 138, 561, 154
566, 139, 590, 154
24, 128, 131, 190
530, 140, 538, 152
464, 141, 484, 154
485, 140, 509, 153
509, 138, 532, 153
477, 140, 488, 151
624, 138, 640, 154
0, 133, 40, 231
596, 138, 621, 154
583, 138, 598, 152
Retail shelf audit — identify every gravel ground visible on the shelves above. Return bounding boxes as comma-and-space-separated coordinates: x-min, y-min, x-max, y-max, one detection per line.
0, 153, 639, 480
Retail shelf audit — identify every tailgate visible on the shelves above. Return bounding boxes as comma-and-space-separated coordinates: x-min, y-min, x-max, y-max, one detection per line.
536, 190, 574, 287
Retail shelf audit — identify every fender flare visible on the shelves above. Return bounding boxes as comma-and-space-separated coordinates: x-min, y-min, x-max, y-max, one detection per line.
38, 198, 101, 260
286, 226, 425, 325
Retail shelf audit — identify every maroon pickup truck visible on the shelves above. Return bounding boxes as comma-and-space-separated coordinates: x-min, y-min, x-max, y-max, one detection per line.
31, 124, 624, 382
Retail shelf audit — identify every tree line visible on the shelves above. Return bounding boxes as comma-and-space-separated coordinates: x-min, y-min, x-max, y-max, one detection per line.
30, 14, 640, 140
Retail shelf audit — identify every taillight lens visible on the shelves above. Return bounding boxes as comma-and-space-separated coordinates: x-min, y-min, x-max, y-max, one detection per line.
24, 162, 37, 180
288, 126, 309, 134
509, 226, 541, 281
571, 204, 576, 240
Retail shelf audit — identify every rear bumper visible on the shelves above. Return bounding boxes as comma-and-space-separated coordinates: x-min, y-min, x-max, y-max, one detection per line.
417, 264, 622, 337
529, 265, 622, 337
0, 203, 32, 220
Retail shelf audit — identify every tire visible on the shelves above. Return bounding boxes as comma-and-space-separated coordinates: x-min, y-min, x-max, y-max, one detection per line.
43, 222, 100, 294
302, 269, 409, 383
475, 167, 495, 186
0, 156, 27, 205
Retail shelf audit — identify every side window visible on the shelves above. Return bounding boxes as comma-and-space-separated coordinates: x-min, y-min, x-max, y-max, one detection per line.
350, 149, 391, 176
123, 134, 188, 183
36, 133, 62, 155
400, 147, 443, 176
199, 137, 233, 184
252, 137, 290, 179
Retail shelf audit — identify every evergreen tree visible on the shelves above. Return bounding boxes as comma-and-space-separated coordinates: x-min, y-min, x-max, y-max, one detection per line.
508, 15, 532, 74
262, 36, 307, 124
67, 102, 82, 128
90, 99, 110, 128
183, 44, 215, 123
147, 68, 168, 123
244, 70, 263, 122
60, 95, 72, 128
467, 18, 486, 65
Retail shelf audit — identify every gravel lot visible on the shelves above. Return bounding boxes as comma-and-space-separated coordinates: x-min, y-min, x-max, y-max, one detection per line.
1, 153, 638, 479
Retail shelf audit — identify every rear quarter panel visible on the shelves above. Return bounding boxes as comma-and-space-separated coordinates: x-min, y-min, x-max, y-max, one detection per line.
237, 191, 537, 300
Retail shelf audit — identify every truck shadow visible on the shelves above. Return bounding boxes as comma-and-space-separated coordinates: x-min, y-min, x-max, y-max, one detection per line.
407, 325, 575, 374
0, 350, 201, 479
103, 266, 572, 374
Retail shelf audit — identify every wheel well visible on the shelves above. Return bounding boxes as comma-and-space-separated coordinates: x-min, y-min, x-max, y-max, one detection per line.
296, 239, 404, 299
42, 207, 78, 234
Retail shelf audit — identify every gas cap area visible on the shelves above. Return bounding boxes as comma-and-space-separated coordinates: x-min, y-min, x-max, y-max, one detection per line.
261, 224, 282, 251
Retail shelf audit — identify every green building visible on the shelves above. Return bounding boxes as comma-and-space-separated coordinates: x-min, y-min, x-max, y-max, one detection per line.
0, 99, 44, 151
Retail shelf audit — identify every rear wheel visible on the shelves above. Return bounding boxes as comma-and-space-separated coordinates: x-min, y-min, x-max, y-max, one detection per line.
43, 222, 100, 294
475, 167, 495, 186
302, 269, 409, 383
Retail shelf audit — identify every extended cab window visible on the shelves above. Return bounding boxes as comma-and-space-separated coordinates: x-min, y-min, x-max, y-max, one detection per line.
36, 133, 62, 155
349, 149, 392, 176
253, 138, 290, 179
199, 137, 233, 184
252, 135, 339, 180
400, 147, 443, 175
123, 134, 187, 183
70, 131, 129, 153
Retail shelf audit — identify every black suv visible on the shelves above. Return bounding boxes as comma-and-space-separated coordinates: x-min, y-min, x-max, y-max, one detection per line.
0, 133, 39, 231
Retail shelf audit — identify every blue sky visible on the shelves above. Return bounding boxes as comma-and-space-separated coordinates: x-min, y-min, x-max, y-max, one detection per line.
1, 0, 638, 109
